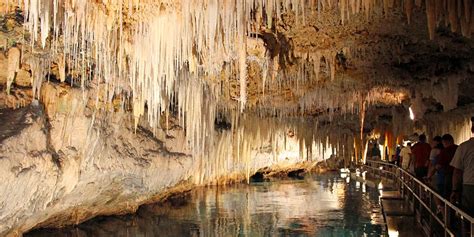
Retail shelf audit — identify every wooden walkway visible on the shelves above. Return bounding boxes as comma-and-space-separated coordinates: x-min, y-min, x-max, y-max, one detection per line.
352, 172, 425, 236
380, 189, 424, 237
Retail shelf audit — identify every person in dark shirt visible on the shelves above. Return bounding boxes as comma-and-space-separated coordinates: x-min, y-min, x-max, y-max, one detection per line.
395, 146, 402, 166
411, 134, 432, 179
371, 143, 381, 160
436, 134, 458, 198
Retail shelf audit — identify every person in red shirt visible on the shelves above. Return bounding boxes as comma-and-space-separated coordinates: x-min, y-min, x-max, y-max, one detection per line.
436, 134, 458, 198
411, 134, 432, 179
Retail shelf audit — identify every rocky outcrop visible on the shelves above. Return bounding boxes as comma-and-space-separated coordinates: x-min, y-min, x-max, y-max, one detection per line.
0, 85, 195, 236
0, 83, 315, 236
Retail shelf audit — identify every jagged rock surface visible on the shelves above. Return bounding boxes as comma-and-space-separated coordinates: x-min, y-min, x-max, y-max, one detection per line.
0, 88, 195, 236
0, 83, 315, 236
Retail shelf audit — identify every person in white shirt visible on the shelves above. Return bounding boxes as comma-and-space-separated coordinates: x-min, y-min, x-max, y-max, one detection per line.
400, 143, 412, 170
450, 117, 474, 216
427, 136, 443, 191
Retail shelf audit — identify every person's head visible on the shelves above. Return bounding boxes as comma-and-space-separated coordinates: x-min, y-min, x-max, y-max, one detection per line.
442, 134, 454, 147
419, 134, 427, 143
431, 136, 442, 148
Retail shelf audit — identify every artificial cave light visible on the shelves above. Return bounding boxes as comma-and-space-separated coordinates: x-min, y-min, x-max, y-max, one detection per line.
409, 106, 415, 121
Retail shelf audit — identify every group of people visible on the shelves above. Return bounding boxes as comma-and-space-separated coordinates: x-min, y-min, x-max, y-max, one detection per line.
396, 117, 474, 217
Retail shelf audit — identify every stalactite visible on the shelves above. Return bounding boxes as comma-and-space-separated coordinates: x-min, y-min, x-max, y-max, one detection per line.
313, 52, 321, 81
8, 0, 471, 173
410, 92, 427, 120
448, 0, 459, 33
57, 54, 66, 83
360, 100, 366, 147
29, 57, 48, 99
426, 0, 437, 39
424, 106, 474, 144
299, 85, 404, 116
39, 0, 51, 48
18, 0, 473, 129
431, 77, 461, 111
239, 39, 248, 112
6, 47, 21, 95
405, 0, 414, 24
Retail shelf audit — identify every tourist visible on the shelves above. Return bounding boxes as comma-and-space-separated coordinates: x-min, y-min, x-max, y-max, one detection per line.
427, 136, 443, 191
371, 143, 381, 160
395, 146, 402, 166
400, 143, 412, 170
435, 134, 457, 198
411, 134, 431, 179
426, 136, 444, 214
451, 117, 474, 216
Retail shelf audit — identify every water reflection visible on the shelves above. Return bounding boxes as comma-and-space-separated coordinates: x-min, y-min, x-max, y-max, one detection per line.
27, 173, 386, 237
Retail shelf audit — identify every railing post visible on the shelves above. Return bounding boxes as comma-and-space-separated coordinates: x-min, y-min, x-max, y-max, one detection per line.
470, 221, 473, 237
445, 202, 448, 237
462, 215, 466, 237
429, 191, 433, 236
418, 182, 422, 222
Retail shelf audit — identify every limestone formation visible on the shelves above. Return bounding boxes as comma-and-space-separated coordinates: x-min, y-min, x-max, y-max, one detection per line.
0, 0, 473, 235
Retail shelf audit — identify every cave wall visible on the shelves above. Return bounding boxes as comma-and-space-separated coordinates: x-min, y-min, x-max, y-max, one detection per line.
1, 83, 320, 236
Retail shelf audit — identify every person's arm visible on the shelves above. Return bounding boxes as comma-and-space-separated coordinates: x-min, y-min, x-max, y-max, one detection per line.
428, 149, 441, 179
450, 147, 464, 203
427, 163, 436, 179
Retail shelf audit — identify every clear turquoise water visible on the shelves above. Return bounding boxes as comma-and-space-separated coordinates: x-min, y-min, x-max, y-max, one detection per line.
26, 173, 386, 237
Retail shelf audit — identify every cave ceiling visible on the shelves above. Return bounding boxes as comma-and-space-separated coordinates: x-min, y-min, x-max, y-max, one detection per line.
0, 0, 473, 133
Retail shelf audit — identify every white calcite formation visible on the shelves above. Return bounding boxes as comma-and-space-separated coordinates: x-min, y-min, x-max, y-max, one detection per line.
10, 0, 473, 159
0, 0, 473, 235
1, 83, 332, 236
6, 47, 21, 95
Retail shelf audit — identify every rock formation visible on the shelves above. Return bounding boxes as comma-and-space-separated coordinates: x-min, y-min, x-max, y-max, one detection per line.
0, 0, 473, 235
